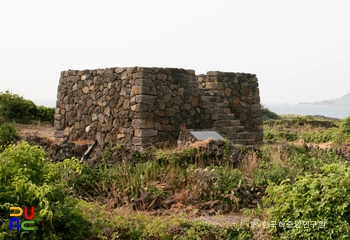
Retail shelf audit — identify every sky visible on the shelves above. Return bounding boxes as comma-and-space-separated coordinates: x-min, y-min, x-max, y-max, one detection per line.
1, 0, 349, 107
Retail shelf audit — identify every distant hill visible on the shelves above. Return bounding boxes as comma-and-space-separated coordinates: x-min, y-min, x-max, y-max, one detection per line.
301, 92, 350, 106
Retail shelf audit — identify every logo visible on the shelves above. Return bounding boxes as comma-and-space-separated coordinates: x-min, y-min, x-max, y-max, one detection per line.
9, 206, 35, 231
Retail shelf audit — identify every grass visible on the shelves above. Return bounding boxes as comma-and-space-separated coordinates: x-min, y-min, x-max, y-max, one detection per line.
2, 114, 350, 239
263, 115, 348, 144
74, 201, 254, 239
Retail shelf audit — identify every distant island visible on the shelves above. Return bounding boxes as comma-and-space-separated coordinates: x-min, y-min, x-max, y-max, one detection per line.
300, 92, 350, 106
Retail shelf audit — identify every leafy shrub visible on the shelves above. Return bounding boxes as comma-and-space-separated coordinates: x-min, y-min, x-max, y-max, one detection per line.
261, 106, 281, 120
282, 132, 298, 142
36, 106, 55, 123
0, 123, 18, 147
0, 91, 38, 123
301, 128, 339, 143
341, 116, 350, 133
264, 131, 275, 140
264, 163, 350, 239
264, 130, 297, 142
340, 116, 350, 142
252, 145, 344, 188
286, 145, 343, 176
0, 142, 90, 239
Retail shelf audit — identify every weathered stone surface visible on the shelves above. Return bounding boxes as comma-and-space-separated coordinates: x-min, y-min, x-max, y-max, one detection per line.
251, 104, 261, 113
131, 86, 151, 96
213, 120, 232, 127
131, 103, 149, 112
55, 66, 263, 150
155, 109, 165, 117
132, 137, 152, 145
135, 95, 154, 104
134, 129, 158, 137
82, 86, 89, 93
240, 113, 248, 122
189, 96, 199, 107
132, 119, 154, 129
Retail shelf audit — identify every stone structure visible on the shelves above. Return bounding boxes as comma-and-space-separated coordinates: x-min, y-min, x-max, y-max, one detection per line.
54, 67, 263, 150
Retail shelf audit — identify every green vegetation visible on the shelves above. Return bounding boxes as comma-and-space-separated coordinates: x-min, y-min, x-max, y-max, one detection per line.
264, 163, 350, 239
264, 115, 350, 143
0, 142, 89, 239
341, 116, 350, 135
72, 146, 246, 205
0, 91, 38, 124
252, 144, 344, 187
301, 128, 339, 143
261, 105, 282, 120
264, 130, 298, 142
0, 122, 18, 147
1, 94, 350, 239
0, 90, 55, 124
36, 105, 55, 123
0, 142, 252, 239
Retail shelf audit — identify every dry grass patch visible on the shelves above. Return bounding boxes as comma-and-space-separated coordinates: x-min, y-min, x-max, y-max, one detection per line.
15, 122, 55, 141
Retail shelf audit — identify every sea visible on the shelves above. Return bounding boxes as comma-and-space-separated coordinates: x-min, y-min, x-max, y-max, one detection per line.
264, 104, 350, 120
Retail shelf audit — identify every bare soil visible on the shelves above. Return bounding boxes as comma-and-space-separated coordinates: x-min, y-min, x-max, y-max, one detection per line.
15, 123, 95, 145
15, 122, 56, 142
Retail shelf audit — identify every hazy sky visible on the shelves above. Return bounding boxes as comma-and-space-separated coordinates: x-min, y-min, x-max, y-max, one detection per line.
1, 0, 349, 106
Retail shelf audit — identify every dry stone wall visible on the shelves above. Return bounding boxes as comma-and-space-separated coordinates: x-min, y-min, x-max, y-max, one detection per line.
55, 67, 263, 150
197, 71, 263, 145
